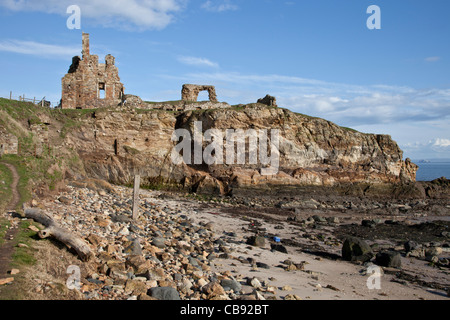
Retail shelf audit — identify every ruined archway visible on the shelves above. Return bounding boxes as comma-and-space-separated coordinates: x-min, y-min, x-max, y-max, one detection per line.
181, 84, 218, 102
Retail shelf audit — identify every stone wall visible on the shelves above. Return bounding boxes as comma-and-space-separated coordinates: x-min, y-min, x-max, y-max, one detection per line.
181, 84, 218, 102
143, 101, 231, 111
257, 94, 278, 107
123, 93, 231, 112
0, 126, 18, 156
61, 33, 124, 109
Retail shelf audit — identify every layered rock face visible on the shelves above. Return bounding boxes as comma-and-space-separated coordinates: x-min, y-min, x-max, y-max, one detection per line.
63, 104, 417, 195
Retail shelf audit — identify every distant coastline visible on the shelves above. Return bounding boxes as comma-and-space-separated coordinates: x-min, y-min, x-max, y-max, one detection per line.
412, 158, 450, 181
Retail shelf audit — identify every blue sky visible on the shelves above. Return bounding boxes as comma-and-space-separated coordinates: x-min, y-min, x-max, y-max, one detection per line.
0, 0, 449, 160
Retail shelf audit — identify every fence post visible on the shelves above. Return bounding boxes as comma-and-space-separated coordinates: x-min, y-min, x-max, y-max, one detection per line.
9, 91, 12, 100
132, 175, 141, 220
33, 97, 36, 104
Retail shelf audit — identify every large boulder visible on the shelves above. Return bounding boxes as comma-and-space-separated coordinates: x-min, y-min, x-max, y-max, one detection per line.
149, 287, 180, 300
270, 243, 288, 254
342, 236, 373, 263
246, 235, 266, 247
375, 250, 402, 268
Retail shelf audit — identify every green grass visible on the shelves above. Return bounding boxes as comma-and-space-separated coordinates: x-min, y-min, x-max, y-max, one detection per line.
54, 108, 96, 138
0, 162, 13, 212
0, 219, 40, 300
123, 145, 141, 155
0, 98, 46, 127
11, 220, 39, 267
340, 126, 359, 133
1, 155, 32, 211
0, 218, 11, 246
0, 98, 85, 208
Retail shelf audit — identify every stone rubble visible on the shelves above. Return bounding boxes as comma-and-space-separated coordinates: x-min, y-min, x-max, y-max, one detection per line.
27, 183, 303, 300
4, 179, 448, 300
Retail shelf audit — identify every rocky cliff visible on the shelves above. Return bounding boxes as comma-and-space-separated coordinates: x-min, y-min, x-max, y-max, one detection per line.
62, 103, 417, 195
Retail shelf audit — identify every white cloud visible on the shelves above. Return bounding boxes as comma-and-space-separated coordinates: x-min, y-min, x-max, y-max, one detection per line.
425, 56, 441, 62
156, 70, 450, 158
402, 138, 450, 159
0, 0, 185, 30
149, 73, 448, 158
177, 56, 219, 68
201, 0, 238, 12
0, 39, 79, 58
433, 138, 450, 147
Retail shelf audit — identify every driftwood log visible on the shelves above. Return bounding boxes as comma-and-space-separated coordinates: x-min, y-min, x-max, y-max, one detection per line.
24, 207, 93, 262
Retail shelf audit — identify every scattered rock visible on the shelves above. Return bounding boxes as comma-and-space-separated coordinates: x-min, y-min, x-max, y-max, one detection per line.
326, 217, 340, 224
362, 220, 378, 228
221, 279, 242, 293
152, 237, 166, 249
284, 294, 302, 300
325, 284, 340, 292
270, 244, 288, 253
247, 277, 262, 289
0, 278, 14, 285
58, 196, 73, 204
149, 287, 181, 300
342, 236, 374, 263
375, 250, 402, 268
256, 262, 270, 269
28, 225, 40, 232
124, 239, 142, 255
18, 177, 447, 302
246, 235, 266, 247
404, 240, 420, 252
201, 281, 226, 298
8, 269, 20, 275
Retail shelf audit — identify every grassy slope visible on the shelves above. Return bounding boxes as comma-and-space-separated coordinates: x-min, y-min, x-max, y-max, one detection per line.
0, 98, 81, 299
0, 98, 88, 201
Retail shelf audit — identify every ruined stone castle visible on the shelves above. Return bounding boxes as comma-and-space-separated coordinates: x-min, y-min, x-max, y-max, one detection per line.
60, 33, 277, 111
61, 33, 124, 109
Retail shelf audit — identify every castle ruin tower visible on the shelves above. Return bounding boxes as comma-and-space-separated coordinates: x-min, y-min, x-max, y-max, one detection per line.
61, 32, 124, 109
82, 32, 90, 58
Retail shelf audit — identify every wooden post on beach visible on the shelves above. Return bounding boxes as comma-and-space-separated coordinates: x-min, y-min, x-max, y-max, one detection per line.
132, 175, 140, 220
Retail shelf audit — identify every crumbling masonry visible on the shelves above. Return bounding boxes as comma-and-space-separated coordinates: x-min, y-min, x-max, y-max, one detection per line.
0, 126, 18, 157
60, 33, 278, 112
61, 33, 124, 109
181, 84, 218, 102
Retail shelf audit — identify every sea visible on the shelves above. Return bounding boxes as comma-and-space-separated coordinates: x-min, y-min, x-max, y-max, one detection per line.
413, 159, 450, 182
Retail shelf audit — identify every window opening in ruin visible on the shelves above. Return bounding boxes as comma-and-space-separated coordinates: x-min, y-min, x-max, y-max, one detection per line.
197, 90, 209, 102
98, 82, 106, 99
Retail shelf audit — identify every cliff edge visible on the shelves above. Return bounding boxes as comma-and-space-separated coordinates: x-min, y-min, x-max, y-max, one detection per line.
61, 103, 417, 196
